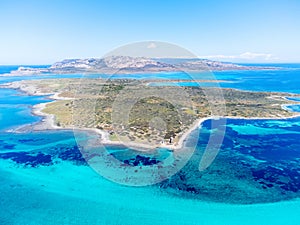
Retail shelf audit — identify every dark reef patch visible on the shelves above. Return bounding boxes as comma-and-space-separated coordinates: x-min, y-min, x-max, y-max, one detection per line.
158, 118, 300, 204
0, 144, 87, 167
252, 165, 300, 192
56, 145, 87, 165
0, 152, 52, 167
109, 152, 161, 166
122, 154, 160, 166
106, 147, 169, 167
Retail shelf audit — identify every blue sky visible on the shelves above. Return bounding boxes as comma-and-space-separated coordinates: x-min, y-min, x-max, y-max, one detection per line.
0, 0, 299, 64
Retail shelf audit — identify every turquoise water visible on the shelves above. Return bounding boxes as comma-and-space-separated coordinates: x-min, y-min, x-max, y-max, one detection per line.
1, 65, 300, 224
0, 88, 51, 131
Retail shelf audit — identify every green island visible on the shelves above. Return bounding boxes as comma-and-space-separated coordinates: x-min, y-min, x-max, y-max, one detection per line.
5, 78, 300, 149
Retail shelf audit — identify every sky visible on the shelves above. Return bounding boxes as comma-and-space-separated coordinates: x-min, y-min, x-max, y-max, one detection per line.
0, 0, 299, 64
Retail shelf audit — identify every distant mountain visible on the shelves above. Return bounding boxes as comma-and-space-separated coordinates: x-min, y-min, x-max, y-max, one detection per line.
5, 56, 277, 76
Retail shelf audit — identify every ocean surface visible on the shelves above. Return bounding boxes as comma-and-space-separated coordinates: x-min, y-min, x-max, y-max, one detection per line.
1, 65, 300, 224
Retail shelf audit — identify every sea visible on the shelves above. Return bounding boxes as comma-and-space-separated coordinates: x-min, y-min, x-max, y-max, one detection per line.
1, 64, 300, 225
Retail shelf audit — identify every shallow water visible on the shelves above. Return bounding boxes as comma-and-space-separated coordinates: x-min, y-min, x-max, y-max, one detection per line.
1, 118, 300, 224
0, 88, 51, 131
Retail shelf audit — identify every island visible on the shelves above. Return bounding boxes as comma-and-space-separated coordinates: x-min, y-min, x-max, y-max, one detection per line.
3, 77, 300, 150
2, 56, 279, 76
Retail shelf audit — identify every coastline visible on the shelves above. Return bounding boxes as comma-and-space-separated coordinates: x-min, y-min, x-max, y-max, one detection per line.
2, 80, 300, 151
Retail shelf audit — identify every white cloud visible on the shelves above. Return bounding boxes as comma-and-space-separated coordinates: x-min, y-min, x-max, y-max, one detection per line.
147, 43, 157, 49
239, 52, 273, 60
200, 52, 278, 61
